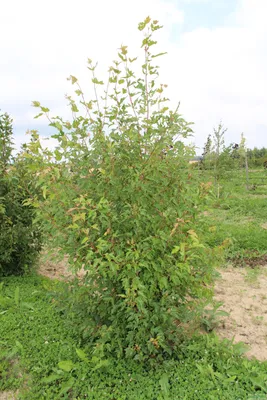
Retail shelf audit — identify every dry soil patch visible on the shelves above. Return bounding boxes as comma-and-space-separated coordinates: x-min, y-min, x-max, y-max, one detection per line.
0, 392, 17, 400
215, 266, 267, 361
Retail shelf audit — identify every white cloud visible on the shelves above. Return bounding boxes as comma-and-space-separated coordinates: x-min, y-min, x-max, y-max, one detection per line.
0, 0, 266, 153
160, 0, 267, 150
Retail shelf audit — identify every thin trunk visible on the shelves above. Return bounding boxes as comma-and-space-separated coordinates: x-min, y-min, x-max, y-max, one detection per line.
245, 152, 249, 190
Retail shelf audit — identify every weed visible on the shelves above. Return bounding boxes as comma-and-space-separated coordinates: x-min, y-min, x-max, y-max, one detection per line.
201, 301, 229, 332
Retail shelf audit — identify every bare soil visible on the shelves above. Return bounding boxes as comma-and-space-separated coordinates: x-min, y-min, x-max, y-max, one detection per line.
0, 392, 17, 400
38, 251, 86, 280
214, 266, 267, 361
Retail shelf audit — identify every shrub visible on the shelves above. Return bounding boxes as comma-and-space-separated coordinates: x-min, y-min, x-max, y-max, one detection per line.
27, 18, 220, 360
0, 111, 42, 276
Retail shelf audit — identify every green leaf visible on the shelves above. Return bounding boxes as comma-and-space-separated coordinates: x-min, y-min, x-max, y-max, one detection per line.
15, 340, 23, 350
159, 373, 170, 395
250, 377, 267, 392
68, 75, 78, 84
91, 359, 110, 371
172, 246, 180, 254
42, 374, 62, 384
71, 104, 79, 113
58, 360, 75, 372
81, 237, 89, 245
92, 78, 104, 85
42, 186, 47, 199
59, 377, 75, 395
34, 113, 44, 119
41, 106, 50, 113
152, 52, 167, 58
76, 348, 88, 362
21, 302, 35, 311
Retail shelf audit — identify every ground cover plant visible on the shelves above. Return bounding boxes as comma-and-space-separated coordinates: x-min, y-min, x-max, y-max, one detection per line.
1, 275, 267, 399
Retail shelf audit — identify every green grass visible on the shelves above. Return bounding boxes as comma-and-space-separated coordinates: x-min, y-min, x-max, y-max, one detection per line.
196, 168, 267, 261
1, 275, 267, 399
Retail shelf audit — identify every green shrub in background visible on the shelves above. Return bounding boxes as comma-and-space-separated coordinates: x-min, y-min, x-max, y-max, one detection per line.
0, 111, 42, 276
26, 18, 222, 361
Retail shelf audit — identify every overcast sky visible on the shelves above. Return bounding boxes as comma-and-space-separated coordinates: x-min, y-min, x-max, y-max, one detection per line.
0, 0, 266, 154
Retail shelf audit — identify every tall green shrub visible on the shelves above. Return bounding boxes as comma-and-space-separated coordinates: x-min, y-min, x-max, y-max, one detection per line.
0, 111, 42, 276
27, 18, 220, 360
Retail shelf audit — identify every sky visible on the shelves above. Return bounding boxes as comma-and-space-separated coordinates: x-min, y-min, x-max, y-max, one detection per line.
0, 0, 266, 154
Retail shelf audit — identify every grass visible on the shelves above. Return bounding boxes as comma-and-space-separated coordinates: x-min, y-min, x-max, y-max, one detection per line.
1, 275, 267, 399
197, 168, 267, 262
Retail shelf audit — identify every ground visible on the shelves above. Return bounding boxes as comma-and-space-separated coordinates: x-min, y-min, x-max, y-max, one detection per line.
38, 251, 267, 362
215, 265, 267, 361
0, 392, 16, 400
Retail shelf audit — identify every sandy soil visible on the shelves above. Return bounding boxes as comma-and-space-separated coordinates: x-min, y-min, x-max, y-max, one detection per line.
0, 392, 16, 400
215, 266, 267, 361
38, 251, 86, 280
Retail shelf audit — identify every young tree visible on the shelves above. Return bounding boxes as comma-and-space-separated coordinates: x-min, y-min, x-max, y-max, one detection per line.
211, 122, 227, 197
0, 111, 14, 174
238, 133, 249, 189
201, 134, 212, 170
26, 18, 219, 360
0, 112, 42, 276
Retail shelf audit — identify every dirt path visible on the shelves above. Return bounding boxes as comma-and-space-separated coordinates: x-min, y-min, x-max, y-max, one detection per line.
215, 266, 267, 361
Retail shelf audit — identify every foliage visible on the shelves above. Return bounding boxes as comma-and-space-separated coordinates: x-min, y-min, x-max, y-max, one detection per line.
201, 123, 235, 197
247, 147, 267, 167
201, 134, 212, 169
201, 127, 255, 196
201, 301, 229, 332
1, 276, 267, 399
23, 18, 221, 360
0, 112, 42, 277
0, 110, 13, 172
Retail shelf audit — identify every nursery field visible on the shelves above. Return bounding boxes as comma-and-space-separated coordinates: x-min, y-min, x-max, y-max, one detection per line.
1, 168, 267, 400
1, 18, 267, 399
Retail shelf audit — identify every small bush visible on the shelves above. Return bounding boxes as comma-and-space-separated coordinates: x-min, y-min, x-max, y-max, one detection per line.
27, 18, 220, 360
0, 111, 42, 276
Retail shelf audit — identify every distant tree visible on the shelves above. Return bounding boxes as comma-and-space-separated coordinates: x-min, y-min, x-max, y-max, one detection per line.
0, 111, 42, 276
213, 122, 226, 159
201, 134, 212, 169
247, 147, 267, 167
0, 110, 14, 174
238, 133, 249, 189
212, 122, 227, 197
